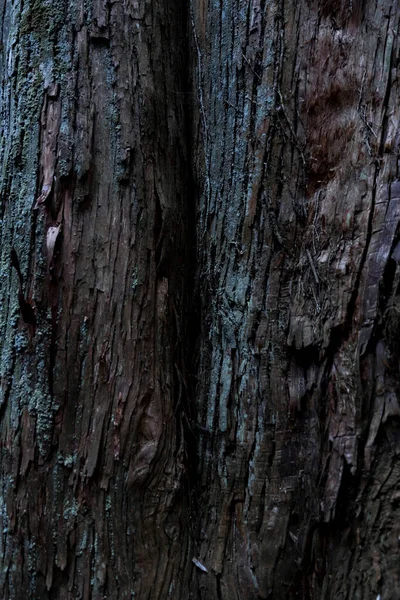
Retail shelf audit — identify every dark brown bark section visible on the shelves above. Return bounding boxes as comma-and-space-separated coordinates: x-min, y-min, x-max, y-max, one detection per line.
0, 0, 193, 598
191, 0, 400, 598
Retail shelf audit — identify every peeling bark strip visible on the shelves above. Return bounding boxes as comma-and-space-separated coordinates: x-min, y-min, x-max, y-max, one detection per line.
35, 85, 61, 209
192, 0, 400, 598
0, 0, 193, 597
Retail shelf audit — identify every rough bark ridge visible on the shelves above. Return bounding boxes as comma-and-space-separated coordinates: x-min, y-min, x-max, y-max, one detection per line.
0, 0, 193, 598
191, 0, 400, 598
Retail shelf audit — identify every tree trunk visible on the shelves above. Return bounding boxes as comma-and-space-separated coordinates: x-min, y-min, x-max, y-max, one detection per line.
191, 0, 400, 599
0, 0, 193, 597
0, 0, 400, 599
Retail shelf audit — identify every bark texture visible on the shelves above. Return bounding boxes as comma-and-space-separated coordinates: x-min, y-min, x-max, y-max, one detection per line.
1, 0, 400, 599
0, 0, 192, 598
191, 0, 400, 599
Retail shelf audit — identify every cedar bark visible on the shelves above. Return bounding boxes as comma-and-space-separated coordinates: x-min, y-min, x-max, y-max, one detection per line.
0, 0, 399, 599
191, 0, 400, 599
0, 0, 193, 597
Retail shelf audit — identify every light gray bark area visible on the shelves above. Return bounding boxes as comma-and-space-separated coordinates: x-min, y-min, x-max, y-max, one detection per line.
192, 0, 400, 598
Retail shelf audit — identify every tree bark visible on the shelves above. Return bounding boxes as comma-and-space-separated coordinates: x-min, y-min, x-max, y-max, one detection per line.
1, 0, 400, 599
191, 0, 400, 598
0, 0, 193, 597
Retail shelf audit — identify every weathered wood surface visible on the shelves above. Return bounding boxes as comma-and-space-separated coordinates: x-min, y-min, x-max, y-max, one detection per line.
191, 0, 400, 598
